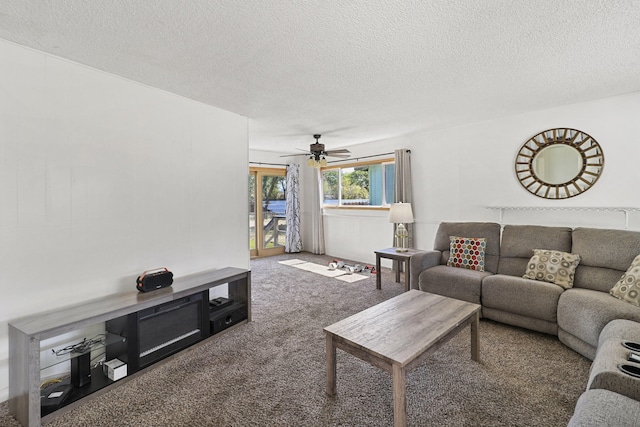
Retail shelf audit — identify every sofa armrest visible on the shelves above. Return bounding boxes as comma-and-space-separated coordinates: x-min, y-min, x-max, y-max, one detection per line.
410, 250, 442, 290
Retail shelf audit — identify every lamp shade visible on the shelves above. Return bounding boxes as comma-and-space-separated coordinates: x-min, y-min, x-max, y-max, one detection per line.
388, 202, 414, 224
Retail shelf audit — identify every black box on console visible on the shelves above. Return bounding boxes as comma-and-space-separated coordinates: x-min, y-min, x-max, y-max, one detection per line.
209, 297, 233, 310
209, 302, 247, 335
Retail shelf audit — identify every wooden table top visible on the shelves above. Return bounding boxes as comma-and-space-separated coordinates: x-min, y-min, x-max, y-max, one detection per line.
374, 247, 425, 259
324, 290, 480, 367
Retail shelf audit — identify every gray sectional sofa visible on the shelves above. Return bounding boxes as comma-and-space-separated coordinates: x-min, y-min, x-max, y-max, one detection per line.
409, 222, 640, 426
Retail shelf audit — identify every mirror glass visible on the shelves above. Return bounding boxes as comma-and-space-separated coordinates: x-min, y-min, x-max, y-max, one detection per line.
515, 128, 604, 199
532, 145, 583, 184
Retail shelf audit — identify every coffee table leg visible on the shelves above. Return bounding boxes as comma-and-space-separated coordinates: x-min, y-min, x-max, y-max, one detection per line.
326, 334, 337, 396
392, 364, 407, 427
376, 254, 381, 290
471, 311, 480, 362
404, 260, 410, 292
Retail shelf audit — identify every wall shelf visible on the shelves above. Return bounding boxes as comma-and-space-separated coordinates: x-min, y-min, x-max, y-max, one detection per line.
487, 206, 640, 229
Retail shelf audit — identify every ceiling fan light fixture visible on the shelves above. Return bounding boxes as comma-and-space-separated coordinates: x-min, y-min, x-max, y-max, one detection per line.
307, 156, 316, 167
320, 156, 328, 167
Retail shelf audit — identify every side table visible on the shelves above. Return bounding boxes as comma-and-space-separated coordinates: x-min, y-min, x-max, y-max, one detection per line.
374, 248, 425, 292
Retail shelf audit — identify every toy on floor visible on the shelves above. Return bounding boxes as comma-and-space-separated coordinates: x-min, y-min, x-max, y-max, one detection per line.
328, 259, 376, 275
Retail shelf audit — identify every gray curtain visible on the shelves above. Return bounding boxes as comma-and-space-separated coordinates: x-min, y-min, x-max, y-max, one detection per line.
394, 148, 413, 247
311, 168, 326, 254
285, 164, 303, 253
393, 149, 413, 272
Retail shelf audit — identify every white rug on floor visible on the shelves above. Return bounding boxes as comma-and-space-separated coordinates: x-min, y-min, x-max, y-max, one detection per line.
279, 259, 368, 282
335, 273, 368, 283
278, 259, 307, 266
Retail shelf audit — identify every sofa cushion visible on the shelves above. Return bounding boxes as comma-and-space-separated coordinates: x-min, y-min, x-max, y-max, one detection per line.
567, 389, 640, 427
522, 249, 581, 289
482, 274, 563, 322
574, 265, 634, 294
433, 222, 501, 273
557, 288, 640, 349
446, 236, 487, 271
482, 307, 558, 335
572, 227, 640, 292
498, 225, 572, 276
418, 265, 490, 305
610, 254, 640, 307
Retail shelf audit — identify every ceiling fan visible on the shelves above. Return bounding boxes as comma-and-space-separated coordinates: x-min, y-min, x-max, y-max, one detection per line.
282, 134, 351, 167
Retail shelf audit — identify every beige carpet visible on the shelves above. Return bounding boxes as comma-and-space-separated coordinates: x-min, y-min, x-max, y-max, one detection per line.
0, 252, 591, 426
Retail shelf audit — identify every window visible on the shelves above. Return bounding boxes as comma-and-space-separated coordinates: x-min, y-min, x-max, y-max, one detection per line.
322, 160, 395, 207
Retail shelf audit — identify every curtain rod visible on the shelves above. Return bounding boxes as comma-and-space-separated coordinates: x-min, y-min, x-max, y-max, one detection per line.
327, 149, 410, 164
249, 161, 288, 167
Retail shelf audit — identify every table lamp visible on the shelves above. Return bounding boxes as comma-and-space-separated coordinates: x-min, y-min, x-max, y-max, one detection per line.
389, 202, 414, 252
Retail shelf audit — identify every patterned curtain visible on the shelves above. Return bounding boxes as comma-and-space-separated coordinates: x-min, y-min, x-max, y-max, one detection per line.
311, 168, 326, 254
285, 164, 303, 253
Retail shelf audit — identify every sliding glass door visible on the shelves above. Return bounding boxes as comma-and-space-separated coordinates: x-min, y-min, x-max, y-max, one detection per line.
249, 167, 286, 257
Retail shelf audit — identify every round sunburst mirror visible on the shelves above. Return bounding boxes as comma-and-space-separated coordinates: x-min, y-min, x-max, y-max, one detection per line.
515, 128, 604, 199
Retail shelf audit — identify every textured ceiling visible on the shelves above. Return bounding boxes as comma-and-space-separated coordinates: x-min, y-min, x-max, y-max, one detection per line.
1, 1, 640, 153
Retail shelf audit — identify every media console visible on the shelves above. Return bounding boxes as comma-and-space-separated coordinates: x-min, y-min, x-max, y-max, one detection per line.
8, 267, 250, 427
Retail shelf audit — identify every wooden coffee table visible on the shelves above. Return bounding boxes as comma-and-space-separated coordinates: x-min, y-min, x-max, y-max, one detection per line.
324, 290, 481, 427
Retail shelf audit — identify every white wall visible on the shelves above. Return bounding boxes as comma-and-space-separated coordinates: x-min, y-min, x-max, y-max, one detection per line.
0, 39, 249, 402
311, 92, 640, 265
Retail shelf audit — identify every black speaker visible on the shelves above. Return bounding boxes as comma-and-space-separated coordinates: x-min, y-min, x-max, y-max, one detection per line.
136, 268, 173, 292
210, 302, 247, 335
70, 352, 92, 387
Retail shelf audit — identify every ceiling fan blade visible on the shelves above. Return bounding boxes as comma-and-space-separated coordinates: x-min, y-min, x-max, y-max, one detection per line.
279, 153, 310, 157
325, 149, 350, 155
326, 153, 351, 159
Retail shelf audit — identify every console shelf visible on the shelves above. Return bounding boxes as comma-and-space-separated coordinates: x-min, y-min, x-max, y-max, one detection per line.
8, 267, 251, 427
40, 332, 125, 372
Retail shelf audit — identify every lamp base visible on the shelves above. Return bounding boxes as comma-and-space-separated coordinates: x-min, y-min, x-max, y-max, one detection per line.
394, 224, 409, 253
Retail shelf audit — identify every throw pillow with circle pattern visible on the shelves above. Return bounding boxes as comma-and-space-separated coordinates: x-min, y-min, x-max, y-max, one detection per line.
447, 236, 487, 272
610, 254, 640, 307
522, 249, 581, 289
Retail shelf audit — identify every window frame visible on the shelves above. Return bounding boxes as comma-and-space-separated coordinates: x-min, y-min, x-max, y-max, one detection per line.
321, 158, 395, 209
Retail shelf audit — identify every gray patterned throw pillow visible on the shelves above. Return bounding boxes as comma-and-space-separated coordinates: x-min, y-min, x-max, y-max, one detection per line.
522, 249, 581, 289
610, 254, 640, 307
